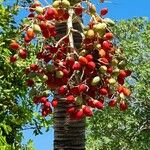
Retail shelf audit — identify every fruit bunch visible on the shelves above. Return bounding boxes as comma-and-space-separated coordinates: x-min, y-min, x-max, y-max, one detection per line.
9, 0, 131, 119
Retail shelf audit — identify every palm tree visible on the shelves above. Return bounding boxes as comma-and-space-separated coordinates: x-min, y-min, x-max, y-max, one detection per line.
53, 1, 86, 149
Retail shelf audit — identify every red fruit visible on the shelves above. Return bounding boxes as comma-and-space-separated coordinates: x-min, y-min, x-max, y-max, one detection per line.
85, 54, 93, 62
51, 98, 58, 107
87, 99, 95, 108
107, 66, 113, 74
39, 21, 47, 31
24, 35, 31, 43
78, 84, 88, 93
26, 79, 34, 87
45, 8, 56, 20
30, 64, 38, 71
125, 70, 132, 76
66, 57, 75, 67
94, 100, 104, 109
33, 96, 40, 104
104, 32, 113, 40
69, 87, 80, 95
120, 101, 128, 111
82, 105, 93, 117
58, 85, 67, 95
79, 56, 88, 65
47, 24, 56, 33
26, 28, 35, 39
118, 70, 127, 78
108, 99, 117, 107
117, 77, 124, 85
72, 61, 81, 70
28, 13, 35, 19
75, 5, 83, 16
66, 95, 75, 103
42, 29, 51, 38
40, 96, 47, 103
100, 58, 109, 65
19, 49, 27, 59
63, 12, 69, 20
37, 14, 45, 20
62, 69, 70, 76
123, 88, 131, 97
10, 55, 17, 63
100, 8, 108, 16
117, 85, 124, 93
102, 41, 112, 51
87, 61, 96, 70
9, 42, 20, 50
75, 109, 84, 120
66, 107, 76, 114
44, 101, 51, 108
99, 87, 108, 95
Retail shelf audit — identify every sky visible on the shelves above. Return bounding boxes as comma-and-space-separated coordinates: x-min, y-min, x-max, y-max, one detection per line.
20, 0, 150, 150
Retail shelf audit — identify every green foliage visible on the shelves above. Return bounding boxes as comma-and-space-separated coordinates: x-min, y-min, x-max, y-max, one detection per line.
86, 17, 150, 150
0, 0, 53, 149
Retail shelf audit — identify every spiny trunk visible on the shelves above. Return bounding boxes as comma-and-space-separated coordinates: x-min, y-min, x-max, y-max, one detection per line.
54, 1, 85, 149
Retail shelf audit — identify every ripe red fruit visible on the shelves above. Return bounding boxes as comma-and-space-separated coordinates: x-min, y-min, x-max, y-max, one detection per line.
51, 98, 58, 107
9, 42, 20, 50
100, 8, 108, 16
26, 28, 35, 39
117, 85, 124, 93
104, 32, 113, 40
40, 96, 47, 103
72, 61, 81, 70
75, 109, 84, 120
44, 101, 51, 108
120, 101, 128, 111
85, 54, 93, 61
66, 107, 76, 114
102, 41, 112, 51
99, 87, 108, 95
58, 85, 67, 95
10, 55, 17, 63
66, 95, 75, 103
118, 70, 127, 78
123, 88, 131, 97
125, 70, 132, 76
82, 105, 93, 117
24, 35, 31, 43
33, 96, 40, 104
107, 66, 113, 74
108, 99, 117, 107
66, 57, 75, 67
39, 21, 47, 31
87, 61, 96, 70
78, 84, 88, 93
26, 79, 34, 87
100, 57, 109, 65
94, 100, 104, 109
30, 64, 38, 71
87, 99, 95, 108
79, 56, 88, 65
63, 12, 69, 20
117, 77, 124, 85
75, 5, 83, 16
19, 49, 27, 59
45, 8, 56, 20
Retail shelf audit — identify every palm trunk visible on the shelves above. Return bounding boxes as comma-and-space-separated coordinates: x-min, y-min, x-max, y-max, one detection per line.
54, 1, 85, 149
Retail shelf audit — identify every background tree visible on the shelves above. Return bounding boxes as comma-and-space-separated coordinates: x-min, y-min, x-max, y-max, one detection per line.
0, 1, 52, 149
1, 0, 137, 150
86, 17, 150, 150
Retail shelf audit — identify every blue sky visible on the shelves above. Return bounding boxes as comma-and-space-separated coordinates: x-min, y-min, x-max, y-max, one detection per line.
21, 0, 150, 150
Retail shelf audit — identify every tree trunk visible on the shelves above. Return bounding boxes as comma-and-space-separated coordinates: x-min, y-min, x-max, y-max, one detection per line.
54, 1, 85, 149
